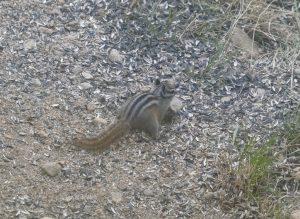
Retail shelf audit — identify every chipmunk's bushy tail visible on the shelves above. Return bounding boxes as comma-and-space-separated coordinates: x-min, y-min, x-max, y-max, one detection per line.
74, 120, 130, 152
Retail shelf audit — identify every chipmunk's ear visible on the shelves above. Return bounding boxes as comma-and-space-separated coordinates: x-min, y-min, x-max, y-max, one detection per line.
154, 78, 161, 86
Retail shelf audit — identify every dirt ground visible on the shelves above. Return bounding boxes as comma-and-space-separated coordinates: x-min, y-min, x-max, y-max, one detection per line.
0, 1, 299, 218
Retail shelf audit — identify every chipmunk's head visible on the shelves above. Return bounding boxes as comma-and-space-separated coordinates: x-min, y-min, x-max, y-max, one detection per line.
153, 78, 175, 98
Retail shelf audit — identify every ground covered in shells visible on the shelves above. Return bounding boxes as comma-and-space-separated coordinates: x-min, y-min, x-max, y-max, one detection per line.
0, 0, 299, 218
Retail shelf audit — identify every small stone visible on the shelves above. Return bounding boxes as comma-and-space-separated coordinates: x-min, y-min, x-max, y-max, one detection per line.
221, 96, 232, 103
143, 189, 154, 196
291, 167, 300, 181
40, 162, 62, 177
290, 209, 300, 219
108, 49, 122, 63
140, 85, 152, 92
41, 217, 55, 219
295, 67, 300, 75
231, 27, 260, 57
93, 117, 108, 125
64, 196, 73, 202
73, 65, 83, 74
164, 96, 182, 122
86, 102, 97, 112
82, 71, 93, 79
169, 96, 183, 113
78, 82, 93, 90
34, 130, 48, 138
203, 191, 216, 199
31, 78, 42, 86
161, 167, 171, 177
256, 88, 266, 98
24, 39, 36, 51
39, 26, 55, 34
111, 191, 122, 203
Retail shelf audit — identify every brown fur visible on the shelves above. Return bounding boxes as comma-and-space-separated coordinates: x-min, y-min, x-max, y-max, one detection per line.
73, 120, 130, 152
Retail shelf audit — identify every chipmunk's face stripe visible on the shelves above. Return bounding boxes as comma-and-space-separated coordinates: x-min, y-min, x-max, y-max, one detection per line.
153, 82, 175, 99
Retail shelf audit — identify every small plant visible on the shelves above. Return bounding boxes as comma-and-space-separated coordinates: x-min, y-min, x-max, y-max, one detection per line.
236, 138, 276, 198
281, 109, 300, 145
218, 108, 300, 217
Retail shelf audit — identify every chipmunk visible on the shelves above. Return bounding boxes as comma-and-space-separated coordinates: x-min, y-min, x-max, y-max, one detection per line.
74, 78, 176, 152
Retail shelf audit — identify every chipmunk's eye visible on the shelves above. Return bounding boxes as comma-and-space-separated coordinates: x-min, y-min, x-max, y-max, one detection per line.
155, 79, 161, 86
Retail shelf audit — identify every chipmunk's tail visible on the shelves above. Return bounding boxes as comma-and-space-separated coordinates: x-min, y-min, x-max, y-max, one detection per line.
73, 120, 130, 152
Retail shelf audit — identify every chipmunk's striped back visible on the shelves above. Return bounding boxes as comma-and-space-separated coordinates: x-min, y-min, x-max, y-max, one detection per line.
74, 79, 176, 152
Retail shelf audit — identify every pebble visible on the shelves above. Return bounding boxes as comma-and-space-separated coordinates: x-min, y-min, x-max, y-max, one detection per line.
256, 88, 266, 99
31, 78, 42, 86
34, 130, 48, 138
73, 65, 83, 74
82, 71, 93, 79
170, 96, 183, 113
86, 102, 97, 112
93, 117, 108, 125
78, 82, 93, 90
140, 85, 152, 92
221, 96, 232, 103
231, 27, 260, 57
143, 188, 154, 196
291, 167, 300, 181
111, 191, 122, 203
23, 39, 36, 51
40, 162, 62, 177
108, 49, 122, 63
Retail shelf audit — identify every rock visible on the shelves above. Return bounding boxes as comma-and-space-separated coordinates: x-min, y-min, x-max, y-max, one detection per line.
40, 162, 62, 177
256, 88, 265, 98
231, 27, 260, 57
24, 39, 36, 51
78, 82, 93, 90
140, 85, 152, 92
169, 96, 183, 113
163, 96, 182, 122
221, 96, 232, 103
143, 188, 154, 196
31, 78, 42, 86
291, 167, 300, 181
108, 49, 122, 63
86, 102, 97, 112
73, 65, 83, 74
295, 67, 300, 75
93, 117, 108, 125
82, 71, 93, 79
290, 209, 300, 219
111, 191, 122, 203
39, 26, 56, 34
41, 217, 55, 219
34, 129, 48, 138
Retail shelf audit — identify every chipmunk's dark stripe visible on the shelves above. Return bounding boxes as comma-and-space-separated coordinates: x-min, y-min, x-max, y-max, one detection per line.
123, 93, 149, 119
123, 81, 174, 121
133, 95, 159, 119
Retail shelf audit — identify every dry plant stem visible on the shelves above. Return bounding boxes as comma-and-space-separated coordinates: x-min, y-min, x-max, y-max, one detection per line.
179, 14, 198, 43
251, 0, 276, 61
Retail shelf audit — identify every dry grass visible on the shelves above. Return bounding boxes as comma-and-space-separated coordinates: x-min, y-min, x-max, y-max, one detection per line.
187, 0, 300, 77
